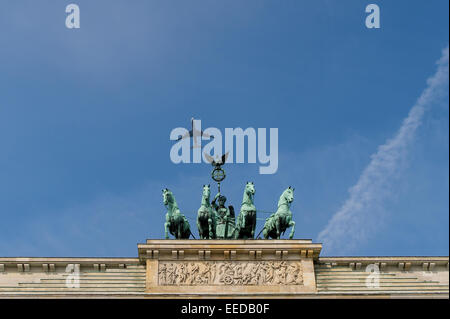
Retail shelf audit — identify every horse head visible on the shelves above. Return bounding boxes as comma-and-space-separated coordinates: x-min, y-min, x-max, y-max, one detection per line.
202, 184, 211, 202
245, 181, 255, 197
162, 188, 173, 206
279, 186, 294, 206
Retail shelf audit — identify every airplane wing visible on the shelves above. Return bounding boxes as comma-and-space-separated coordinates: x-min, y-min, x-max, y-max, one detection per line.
204, 152, 215, 164
200, 130, 214, 139
176, 130, 193, 141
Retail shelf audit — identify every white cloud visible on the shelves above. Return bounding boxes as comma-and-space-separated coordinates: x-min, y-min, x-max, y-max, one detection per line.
318, 46, 449, 254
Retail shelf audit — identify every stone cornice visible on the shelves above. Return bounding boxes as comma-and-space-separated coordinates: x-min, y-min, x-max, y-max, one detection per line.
138, 239, 323, 263
0, 257, 139, 273
317, 256, 449, 271
0, 257, 138, 263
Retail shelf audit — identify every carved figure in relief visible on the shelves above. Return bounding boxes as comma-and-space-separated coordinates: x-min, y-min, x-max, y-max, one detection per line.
286, 263, 303, 284
159, 263, 167, 285
273, 261, 287, 285
176, 263, 187, 284
263, 262, 274, 284
186, 263, 199, 285
166, 263, 176, 284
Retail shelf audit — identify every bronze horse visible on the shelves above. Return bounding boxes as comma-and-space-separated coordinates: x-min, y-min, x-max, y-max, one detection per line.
163, 188, 191, 239
197, 184, 217, 239
235, 182, 256, 239
262, 187, 296, 239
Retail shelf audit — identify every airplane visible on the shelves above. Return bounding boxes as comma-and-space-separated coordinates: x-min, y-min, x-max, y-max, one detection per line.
177, 117, 214, 148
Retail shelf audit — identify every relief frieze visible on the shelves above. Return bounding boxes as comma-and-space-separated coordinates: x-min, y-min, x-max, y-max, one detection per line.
158, 261, 303, 286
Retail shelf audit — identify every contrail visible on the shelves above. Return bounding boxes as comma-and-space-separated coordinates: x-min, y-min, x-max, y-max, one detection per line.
318, 46, 449, 254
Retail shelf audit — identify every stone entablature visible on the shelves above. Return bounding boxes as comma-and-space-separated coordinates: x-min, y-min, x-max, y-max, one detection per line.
0, 241, 448, 298
139, 240, 320, 295
314, 256, 449, 298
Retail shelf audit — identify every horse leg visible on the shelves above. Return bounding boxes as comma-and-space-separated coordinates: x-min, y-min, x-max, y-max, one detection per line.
263, 227, 269, 239
235, 226, 240, 239
289, 221, 295, 239
176, 224, 181, 239
198, 217, 202, 239
182, 225, 187, 239
164, 222, 170, 239
179, 223, 185, 239
208, 217, 213, 239
234, 215, 241, 239
197, 219, 202, 239
184, 224, 190, 239
251, 213, 256, 239
276, 218, 281, 239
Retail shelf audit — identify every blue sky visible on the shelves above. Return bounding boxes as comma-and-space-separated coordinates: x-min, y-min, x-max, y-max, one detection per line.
0, 1, 448, 257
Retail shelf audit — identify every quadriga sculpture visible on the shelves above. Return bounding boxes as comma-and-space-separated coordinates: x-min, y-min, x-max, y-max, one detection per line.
262, 187, 296, 239
235, 182, 256, 239
197, 184, 217, 239
162, 188, 191, 239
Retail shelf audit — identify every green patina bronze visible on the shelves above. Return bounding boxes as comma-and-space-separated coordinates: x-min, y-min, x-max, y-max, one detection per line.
235, 182, 257, 239
206, 152, 228, 193
161, 151, 297, 240
196, 184, 217, 239
212, 193, 236, 239
262, 187, 296, 239
162, 188, 191, 239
